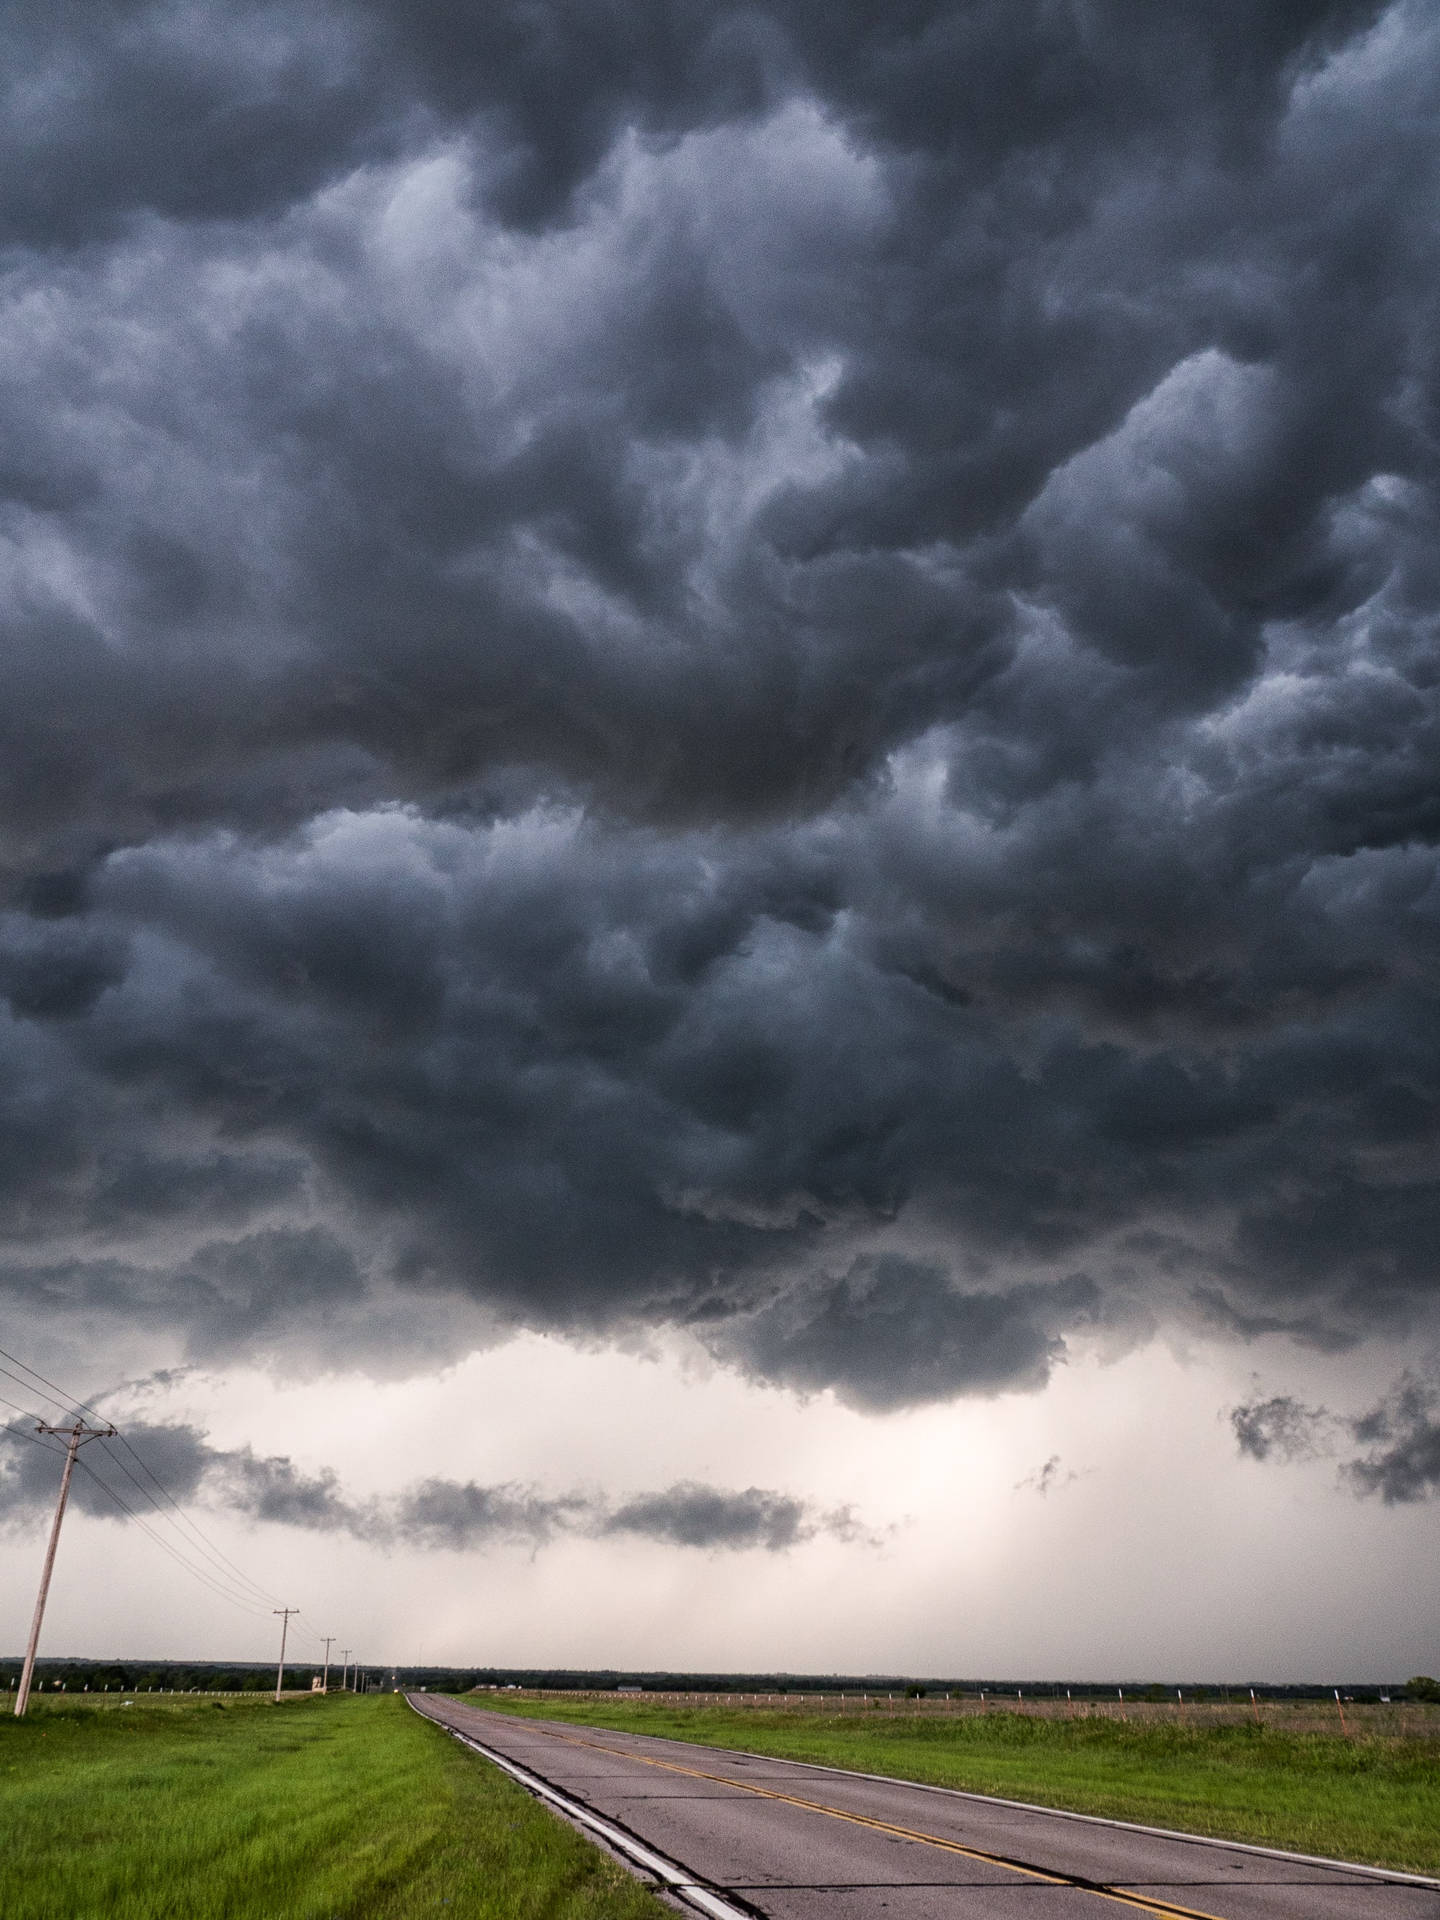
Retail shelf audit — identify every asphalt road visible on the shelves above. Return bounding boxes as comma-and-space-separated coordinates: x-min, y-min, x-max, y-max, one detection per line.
408, 1694, 1440, 1919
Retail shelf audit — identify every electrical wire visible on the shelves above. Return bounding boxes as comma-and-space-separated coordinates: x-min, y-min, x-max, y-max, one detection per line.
0, 1343, 333, 1644
70, 1456, 275, 1619
0, 1344, 103, 1419
89, 1439, 289, 1610
0, 1391, 56, 1426
0, 1362, 73, 1415
1, 1418, 69, 1453
1, 1344, 293, 1605
86, 1442, 336, 1643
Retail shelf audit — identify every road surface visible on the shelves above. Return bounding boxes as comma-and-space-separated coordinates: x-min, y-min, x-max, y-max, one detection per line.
408, 1694, 1440, 1918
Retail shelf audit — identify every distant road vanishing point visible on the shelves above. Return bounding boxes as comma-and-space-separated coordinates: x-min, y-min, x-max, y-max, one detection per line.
409, 1695, 1440, 1918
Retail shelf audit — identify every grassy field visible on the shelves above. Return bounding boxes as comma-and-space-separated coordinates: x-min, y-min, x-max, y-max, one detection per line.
477, 1693, 1440, 1877
0, 1692, 668, 1920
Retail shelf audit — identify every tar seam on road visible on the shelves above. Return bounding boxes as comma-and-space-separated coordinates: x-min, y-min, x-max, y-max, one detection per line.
413, 1697, 1440, 1917
407, 1695, 761, 1920
613, 1723, 1440, 1892
531, 1723, 1233, 1920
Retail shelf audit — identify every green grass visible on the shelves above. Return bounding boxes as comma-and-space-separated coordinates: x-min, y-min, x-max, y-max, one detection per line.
0, 1693, 669, 1920
477, 1695, 1440, 1877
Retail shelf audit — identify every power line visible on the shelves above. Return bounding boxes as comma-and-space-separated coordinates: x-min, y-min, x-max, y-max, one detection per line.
2, 1418, 70, 1453
0, 1344, 305, 1612
0, 1392, 60, 1426
27, 1443, 337, 1652
6, 1402, 290, 1616
0, 1345, 104, 1420
0, 1363, 73, 1415
0, 1342, 335, 1649
71, 1457, 274, 1618
89, 1440, 289, 1610
106, 1432, 293, 1608
10, 1412, 277, 1614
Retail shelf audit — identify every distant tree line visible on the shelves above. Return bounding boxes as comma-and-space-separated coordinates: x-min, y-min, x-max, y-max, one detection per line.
0, 1661, 322, 1693
4, 1660, 1432, 1703
459, 1669, 1433, 1703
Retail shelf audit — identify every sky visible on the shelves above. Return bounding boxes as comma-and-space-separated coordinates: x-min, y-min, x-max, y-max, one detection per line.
1, 0, 1438, 1683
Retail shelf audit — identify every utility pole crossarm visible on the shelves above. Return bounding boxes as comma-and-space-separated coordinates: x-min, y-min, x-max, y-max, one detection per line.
14, 1421, 118, 1718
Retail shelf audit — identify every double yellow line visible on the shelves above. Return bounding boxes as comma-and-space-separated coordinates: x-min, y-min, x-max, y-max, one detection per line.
543, 1726, 1230, 1920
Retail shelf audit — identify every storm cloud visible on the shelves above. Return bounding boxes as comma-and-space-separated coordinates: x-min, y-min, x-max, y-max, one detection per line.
2, 1, 1438, 1409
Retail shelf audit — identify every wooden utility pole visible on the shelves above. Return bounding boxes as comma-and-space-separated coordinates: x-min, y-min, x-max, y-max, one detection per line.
14, 1420, 117, 1717
273, 1608, 298, 1703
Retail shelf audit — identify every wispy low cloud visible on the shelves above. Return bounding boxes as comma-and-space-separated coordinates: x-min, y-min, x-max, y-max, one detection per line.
1230, 1370, 1440, 1504
212, 1449, 372, 1532
600, 1482, 876, 1552
392, 1479, 593, 1551
1228, 1394, 1335, 1463
0, 1419, 872, 1554
1013, 1454, 1085, 1497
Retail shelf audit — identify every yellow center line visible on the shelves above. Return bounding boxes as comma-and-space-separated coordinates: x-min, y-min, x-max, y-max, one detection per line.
522, 1722, 1231, 1920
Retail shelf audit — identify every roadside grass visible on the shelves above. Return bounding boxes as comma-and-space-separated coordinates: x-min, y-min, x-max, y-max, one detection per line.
0, 1692, 669, 1920
476, 1695, 1440, 1877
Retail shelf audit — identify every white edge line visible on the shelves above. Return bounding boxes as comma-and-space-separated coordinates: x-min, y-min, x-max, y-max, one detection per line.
461, 1700, 1440, 1892
406, 1694, 753, 1920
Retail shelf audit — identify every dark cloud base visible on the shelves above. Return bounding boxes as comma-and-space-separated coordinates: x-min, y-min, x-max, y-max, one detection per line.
1, 1, 1438, 1409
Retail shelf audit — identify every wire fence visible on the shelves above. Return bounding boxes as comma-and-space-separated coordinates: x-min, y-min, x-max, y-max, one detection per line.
490, 1687, 1440, 1739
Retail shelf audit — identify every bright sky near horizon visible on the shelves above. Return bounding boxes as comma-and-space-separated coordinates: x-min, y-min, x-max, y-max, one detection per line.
1, 0, 1438, 1680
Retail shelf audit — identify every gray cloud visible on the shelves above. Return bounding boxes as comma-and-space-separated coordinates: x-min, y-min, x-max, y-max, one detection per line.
0, 1420, 860, 1552
1, 1, 1438, 1408
1228, 1394, 1334, 1462
392, 1479, 588, 1551
1014, 1454, 1082, 1497
603, 1483, 814, 1551
1230, 1370, 1440, 1502
386, 1477, 868, 1552
1345, 1374, 1440, 1502
212, 1450, 365, 1531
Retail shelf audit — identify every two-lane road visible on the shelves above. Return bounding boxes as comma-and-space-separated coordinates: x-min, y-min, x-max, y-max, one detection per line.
409, 1695, 1440, 1918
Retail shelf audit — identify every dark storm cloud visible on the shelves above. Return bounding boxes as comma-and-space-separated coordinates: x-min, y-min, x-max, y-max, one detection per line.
719, 1258, 1101, 1410
2, 0, 1439, 1407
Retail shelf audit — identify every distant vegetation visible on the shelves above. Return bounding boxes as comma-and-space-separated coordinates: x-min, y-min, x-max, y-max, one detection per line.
4, 1658, 1428, 1700
0, 1659, 481, 1695
458, 1667, 1424, 1702
0, 1692, 667, 1920
481, 1693, 1440, 1877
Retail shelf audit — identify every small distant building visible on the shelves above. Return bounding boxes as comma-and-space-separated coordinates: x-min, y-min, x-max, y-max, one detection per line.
311, 1677, 325, 1692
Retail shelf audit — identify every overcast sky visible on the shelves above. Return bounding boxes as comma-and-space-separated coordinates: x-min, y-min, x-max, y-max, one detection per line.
2, 0, 1438, 1682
